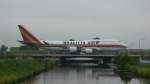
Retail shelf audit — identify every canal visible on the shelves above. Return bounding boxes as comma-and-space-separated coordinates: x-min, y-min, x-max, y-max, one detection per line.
22, 64, 142, 84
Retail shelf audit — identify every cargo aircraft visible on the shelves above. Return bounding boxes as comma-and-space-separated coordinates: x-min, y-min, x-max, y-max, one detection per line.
18, 25, 127, 54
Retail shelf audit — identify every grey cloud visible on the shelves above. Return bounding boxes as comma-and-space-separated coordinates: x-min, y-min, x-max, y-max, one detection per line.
0, 0, 150, 49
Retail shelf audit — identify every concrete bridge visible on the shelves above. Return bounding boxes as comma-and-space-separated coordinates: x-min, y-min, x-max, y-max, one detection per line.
14, 54, 141, 65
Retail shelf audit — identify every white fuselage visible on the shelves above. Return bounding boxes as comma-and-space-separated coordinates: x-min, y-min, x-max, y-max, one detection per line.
42, 39, 127, 49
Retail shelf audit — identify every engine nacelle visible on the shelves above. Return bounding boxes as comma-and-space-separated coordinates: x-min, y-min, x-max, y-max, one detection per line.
83, 48, 93, 53
68, 47, 78, 52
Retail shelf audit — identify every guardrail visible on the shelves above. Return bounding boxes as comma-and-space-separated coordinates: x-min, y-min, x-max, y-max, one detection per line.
14, 54, 142, 57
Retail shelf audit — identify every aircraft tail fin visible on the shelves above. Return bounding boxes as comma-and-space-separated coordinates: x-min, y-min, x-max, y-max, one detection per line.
18, 25, 43, 46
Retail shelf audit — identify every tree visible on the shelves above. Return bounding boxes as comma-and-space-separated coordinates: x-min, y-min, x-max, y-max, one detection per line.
93, 37, 100, 40
113, 53, 131, 65
19, 45, 39, 51
113, 53, 133, 84
69, 38, 75, 41
0, 45, 8, 53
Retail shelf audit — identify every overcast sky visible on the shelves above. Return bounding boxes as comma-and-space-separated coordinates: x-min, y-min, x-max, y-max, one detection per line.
0, 0, 150, 49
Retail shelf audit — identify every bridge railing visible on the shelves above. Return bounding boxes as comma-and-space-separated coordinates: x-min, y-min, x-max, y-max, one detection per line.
14, 53, 143, 57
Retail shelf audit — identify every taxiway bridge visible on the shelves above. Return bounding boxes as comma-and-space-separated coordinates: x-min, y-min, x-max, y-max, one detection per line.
15, 54, 141, 57
14, 54, 141, 64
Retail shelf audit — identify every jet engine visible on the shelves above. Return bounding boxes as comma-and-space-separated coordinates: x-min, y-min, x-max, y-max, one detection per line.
83, 48, 93, 53
68, 47, 78, 52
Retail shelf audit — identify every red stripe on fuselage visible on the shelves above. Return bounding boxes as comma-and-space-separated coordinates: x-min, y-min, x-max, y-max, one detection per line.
45, 44, 126, 48
79, 44, 125, 48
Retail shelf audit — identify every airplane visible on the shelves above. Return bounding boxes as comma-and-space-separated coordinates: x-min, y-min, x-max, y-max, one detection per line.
18, 25, 127, 54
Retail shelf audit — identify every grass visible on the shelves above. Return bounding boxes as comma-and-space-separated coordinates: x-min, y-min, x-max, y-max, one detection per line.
130, 64, 150, 79
0, 59, 55, 84
129, 64, 150, 84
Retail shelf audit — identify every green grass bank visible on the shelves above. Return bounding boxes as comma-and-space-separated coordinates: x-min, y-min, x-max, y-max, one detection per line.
129, 64, 150, 84
0, 59, 56, 84
130, 64, 150, 79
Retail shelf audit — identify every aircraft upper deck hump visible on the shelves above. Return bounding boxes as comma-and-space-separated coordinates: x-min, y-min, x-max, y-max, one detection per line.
18, 25, 42, 46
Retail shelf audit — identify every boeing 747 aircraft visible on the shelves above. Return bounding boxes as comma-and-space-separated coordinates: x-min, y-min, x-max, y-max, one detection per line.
18, 25, 127, 53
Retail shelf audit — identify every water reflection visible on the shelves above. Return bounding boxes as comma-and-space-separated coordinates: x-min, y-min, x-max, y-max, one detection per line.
23, 64, 142, 84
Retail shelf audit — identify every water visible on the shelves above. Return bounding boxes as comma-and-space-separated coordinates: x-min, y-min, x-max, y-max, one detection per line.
23, 64, 142, 84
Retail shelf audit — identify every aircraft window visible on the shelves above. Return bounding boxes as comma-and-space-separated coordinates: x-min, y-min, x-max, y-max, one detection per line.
93, 42, 95, 44
96, 41, 99, 44
73, 42, 75, 44
93, 41, 96, 44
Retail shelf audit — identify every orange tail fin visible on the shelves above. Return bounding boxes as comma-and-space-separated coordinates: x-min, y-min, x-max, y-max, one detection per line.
18, 25, 43, 46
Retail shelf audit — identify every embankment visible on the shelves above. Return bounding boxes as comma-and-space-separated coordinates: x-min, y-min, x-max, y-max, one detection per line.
130, 64, 150, 79
0, 59, 56, 84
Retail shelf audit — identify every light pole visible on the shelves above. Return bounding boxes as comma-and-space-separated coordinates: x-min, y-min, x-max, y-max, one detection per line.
139, 37, 146, 49
138, 37, 146, 62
